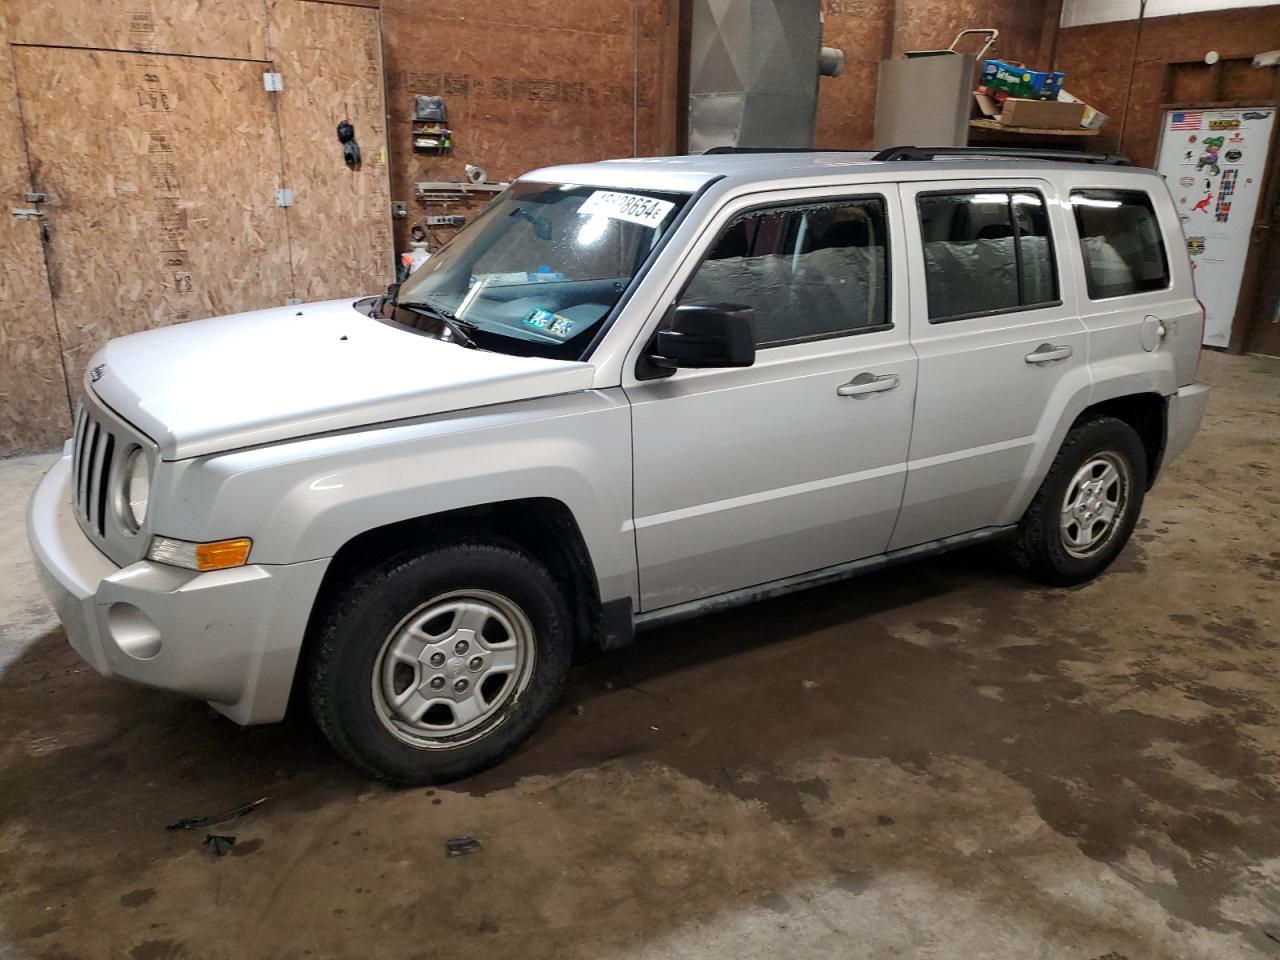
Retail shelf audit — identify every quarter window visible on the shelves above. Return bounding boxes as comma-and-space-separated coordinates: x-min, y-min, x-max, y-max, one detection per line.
917, 190, 1059, 322
678, 197, 890, 347
1070, 189, 1169, 299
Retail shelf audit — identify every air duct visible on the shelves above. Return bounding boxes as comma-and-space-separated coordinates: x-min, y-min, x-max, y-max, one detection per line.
687, 0, 837, 152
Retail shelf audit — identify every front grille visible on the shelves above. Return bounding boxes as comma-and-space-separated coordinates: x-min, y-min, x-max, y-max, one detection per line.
72, 405, 118, 537
69, 393, 156, 567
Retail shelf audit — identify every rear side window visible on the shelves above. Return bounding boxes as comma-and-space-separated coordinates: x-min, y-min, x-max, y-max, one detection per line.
917, 190, 1059, 322
679, 197, 890, 347
1070, 189, 1170, 299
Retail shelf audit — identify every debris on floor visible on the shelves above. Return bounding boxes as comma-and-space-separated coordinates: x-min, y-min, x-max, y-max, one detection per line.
445, 837, 482, 858
202, 835, 236, 857
165, 797, 268, 831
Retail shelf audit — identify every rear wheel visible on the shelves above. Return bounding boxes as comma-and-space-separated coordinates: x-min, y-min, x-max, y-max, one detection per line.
1012, 416, 1147, 585
307, 539, 572, 784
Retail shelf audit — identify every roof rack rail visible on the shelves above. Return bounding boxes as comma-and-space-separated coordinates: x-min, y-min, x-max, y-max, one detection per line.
702, 146, 867, 155
871, 145, 1132, 166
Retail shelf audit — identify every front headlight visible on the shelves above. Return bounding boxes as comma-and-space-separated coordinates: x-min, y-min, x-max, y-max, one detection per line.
119, 446, 150, 531
148, 536, 253, 571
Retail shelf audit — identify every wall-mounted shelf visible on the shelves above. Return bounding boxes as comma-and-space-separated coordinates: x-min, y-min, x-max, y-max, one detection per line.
414, 180, 509, 202
969, 119, 1100, 137
412, 122, 452, 153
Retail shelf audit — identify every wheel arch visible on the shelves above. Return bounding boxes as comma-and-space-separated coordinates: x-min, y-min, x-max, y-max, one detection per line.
1006, 383, 1169, 527
301, 498, 618, 680
1072, 391, 1168, 488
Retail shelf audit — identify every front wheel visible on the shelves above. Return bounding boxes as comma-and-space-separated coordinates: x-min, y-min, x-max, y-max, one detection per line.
1012, 416, 1147, 586
307, 539, 572, 784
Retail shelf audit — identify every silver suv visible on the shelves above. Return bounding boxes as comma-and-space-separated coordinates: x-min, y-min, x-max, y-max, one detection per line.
28, 147, 1210, 783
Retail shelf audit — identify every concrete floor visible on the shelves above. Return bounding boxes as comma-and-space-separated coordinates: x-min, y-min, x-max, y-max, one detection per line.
0, 350, 1277, 960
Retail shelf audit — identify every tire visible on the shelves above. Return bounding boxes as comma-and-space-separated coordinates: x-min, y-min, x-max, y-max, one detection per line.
307, 539, 572, 784
1012, 416, 1147, 586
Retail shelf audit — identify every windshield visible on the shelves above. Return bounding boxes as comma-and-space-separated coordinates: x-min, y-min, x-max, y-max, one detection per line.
388, 182, 689, 360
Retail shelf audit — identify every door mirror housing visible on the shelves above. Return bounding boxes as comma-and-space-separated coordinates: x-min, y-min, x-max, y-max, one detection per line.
649, 303, 756, 372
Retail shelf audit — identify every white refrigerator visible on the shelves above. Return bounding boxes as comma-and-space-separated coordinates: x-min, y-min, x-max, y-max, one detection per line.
1155, 106, 1275, 348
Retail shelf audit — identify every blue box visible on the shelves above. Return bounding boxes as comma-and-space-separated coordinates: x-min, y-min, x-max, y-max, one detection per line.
978, 60, 1066, 101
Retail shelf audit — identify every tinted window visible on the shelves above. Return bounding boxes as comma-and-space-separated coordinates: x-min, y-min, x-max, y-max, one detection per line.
1070, 189, 1169, 299
679, 197, 889, 347
917, 190, 1059, 321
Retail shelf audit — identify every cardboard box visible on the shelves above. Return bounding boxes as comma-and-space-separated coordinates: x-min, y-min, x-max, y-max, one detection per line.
974, 92, 1086, 130
1058, 90, 1109, 130
978, 59, 1065, 100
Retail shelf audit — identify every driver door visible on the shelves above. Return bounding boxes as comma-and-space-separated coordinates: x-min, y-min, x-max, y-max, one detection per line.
623, 187, 917, 611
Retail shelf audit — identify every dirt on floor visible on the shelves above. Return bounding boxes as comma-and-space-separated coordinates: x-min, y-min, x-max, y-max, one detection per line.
0, 351, 1277, 960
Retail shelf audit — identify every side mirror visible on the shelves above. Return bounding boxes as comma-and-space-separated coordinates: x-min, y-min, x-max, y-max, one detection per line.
650, 303, 756, 371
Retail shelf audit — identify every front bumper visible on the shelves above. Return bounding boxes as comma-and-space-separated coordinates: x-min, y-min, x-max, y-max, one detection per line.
26, 454, 329, 724
1163, 382, 1210, 470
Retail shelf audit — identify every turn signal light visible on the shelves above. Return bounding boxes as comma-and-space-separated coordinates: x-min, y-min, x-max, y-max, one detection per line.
148, 536, 253, 571
196, 539, 253, 570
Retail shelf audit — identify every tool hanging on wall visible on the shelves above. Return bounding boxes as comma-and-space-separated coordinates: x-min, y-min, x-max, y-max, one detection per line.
337, 120, 361, 170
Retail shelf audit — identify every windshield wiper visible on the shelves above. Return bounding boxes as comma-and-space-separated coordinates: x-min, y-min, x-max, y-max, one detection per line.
397, 299, 479, 349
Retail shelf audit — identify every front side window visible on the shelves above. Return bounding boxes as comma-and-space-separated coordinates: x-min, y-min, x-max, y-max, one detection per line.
678, 197, 890, 347
1070, 189, 1169, 299
918, 189, 1059, 322
390, 182, 688, 359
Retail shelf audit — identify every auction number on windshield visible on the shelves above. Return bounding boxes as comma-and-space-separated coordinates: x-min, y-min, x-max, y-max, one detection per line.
578, 191, 675, 228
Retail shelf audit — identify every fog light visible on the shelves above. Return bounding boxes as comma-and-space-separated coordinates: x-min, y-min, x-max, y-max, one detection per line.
107, 603, 162, 660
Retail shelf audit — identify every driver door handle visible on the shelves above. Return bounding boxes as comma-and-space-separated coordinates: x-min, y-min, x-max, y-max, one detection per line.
837, 372, 900, 398
1025, 343, 1073, 364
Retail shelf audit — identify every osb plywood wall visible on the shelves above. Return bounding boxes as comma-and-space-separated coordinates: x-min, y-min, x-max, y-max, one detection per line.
816, 0, 893, 149
0, 11, 67, 455
6, 0, 271, 60
16, 48, 295, 388
1056, 5, 1280, 166
382, 0, 1050, 246
381, 0, 680, 248
1054, 7, 1280, 357
0, 0, 393, 455
269, 0, 394, 300
816, 0, 1054, 148
17, 0, 1266, 453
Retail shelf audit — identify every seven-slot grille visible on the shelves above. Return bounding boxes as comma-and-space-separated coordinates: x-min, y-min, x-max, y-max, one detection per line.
72, 405, 118, 537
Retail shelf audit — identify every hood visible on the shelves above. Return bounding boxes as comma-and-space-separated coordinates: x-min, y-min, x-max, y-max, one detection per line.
89, 299, 596, 460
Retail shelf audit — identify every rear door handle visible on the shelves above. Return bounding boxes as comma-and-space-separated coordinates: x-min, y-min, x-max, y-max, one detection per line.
837, 372, 900, 398
1025, 343, 1073, 364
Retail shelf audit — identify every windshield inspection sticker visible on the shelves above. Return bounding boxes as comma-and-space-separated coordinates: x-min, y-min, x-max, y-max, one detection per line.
523, 307, 575, 339
578, 190, 675, 228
